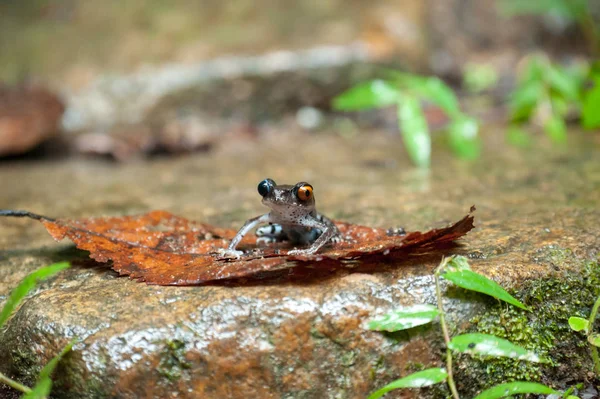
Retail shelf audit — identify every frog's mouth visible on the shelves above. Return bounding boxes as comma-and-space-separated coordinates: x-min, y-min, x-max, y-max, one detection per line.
263, 200, 314, 215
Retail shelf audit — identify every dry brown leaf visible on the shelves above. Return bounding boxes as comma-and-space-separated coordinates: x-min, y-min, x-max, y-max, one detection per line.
0, 207, 475, 285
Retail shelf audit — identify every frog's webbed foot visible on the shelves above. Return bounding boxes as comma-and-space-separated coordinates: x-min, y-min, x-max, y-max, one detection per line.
286, 247, 316, 256
386, 227, 406, 236
217, 248, 245, 259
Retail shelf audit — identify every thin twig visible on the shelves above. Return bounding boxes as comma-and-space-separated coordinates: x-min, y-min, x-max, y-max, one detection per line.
435, 258, 460, 399
0, 371, 32, 394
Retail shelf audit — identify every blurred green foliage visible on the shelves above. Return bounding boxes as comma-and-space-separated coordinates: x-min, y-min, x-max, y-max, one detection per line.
333, 73, 480, 168
498, 0, 599, 55
463, 63, 499, 94
509, 55, 600, 143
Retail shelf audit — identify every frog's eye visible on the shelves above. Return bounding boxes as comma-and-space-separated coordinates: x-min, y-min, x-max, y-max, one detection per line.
258, 178, 275, 197
295, 184, 313, 201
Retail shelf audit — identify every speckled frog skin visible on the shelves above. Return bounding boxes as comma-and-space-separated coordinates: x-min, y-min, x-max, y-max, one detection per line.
222, 178, 341, 258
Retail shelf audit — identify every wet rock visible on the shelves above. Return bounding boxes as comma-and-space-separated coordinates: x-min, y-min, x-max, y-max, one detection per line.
0, 84, 65, 156
0, 130, 599, 398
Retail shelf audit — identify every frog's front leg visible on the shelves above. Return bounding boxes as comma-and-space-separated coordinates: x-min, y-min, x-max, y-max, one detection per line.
220, 213, 272, 258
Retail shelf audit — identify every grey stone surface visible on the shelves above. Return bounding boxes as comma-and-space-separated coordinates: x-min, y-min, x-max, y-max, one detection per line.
0, 128, 599, 398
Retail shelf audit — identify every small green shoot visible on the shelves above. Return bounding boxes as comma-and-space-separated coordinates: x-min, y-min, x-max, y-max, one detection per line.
0, 262, 73, 398
22, 339, 77, 399
366, 255, 554, 399
0, 261, 70, 328
333, 72, 480, 168
568, 288, 600, 374
367, 368, 448, 399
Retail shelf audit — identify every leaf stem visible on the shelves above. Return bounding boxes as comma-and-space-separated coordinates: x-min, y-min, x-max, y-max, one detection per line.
435, 258, 460, 399
0, 371, 32, 394
588, 293, 600, 374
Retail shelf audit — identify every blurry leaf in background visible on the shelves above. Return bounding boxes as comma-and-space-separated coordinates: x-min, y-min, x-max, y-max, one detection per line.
582, 76, 600, 129
397, 97, 431, 168
368, 304, 439, 332
448, 116, 481, 160
367, 368, 448, 399
506, 126, 533, 148
22, 339, 76, 399
509, 81, 543, 122
463, 63, 499, 93
550, 92, 569, 117
498, 0, 588, 20
389, 71, 461, 118
544, 114, 568, 143
0, 262, 70, 328
547, 64, 581, 102
332, 80, 401, 111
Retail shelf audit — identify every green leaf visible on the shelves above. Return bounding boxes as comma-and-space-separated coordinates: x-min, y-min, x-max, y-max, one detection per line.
449, 333, 542, 362
390, 72, 461, 117
547, 64, 580, 101
442, 257, 529, 310
0, 262, 70, 328
447, 116, 480, 160
473, 381, 557, 399
509, 81, 543, 122
333, 80, 401, 111
397, 97, 431, 168
498, 0, 587, 19
582, 83, 600, 129
463, 63, 499, 93
520, 56, 546, 84
367, 368, 447, 399
550, 92, 569, 117
588, 333, 600, 347
506, 126, 532, 148
568, 316, 590, 332
543, 114, 567, 144
22, 339, 76, 399
368, 304, 439, 332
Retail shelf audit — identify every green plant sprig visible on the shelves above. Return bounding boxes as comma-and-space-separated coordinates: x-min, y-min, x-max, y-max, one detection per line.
333, 73, 480, 168
0, 262, 74, 399
366, 256, 559, 399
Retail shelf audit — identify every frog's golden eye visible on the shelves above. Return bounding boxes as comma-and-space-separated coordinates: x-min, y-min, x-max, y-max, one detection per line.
295, 184, 313, 201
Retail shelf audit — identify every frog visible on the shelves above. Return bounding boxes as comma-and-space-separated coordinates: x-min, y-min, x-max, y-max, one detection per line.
220, 178, 342, 258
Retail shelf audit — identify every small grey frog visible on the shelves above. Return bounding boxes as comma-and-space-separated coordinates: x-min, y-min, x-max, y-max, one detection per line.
221, 178, 341, 258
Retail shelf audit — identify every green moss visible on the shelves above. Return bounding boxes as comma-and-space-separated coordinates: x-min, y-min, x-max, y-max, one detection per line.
157, 339, 191, 382
456, 258, 600, 397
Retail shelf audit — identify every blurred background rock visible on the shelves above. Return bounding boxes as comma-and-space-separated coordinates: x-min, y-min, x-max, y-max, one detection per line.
0, 0, 594, 158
